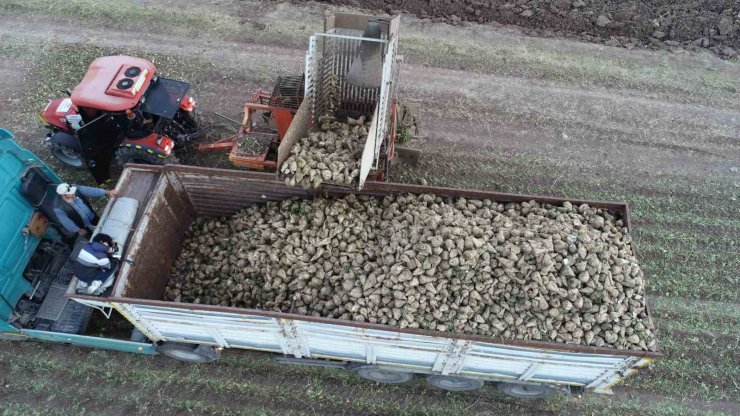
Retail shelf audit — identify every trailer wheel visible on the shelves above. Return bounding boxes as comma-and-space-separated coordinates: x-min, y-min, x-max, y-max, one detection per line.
156, 343, 220, 363
497, 383, 559, 399
351, 365, 413, 384
427, 375, 484, 392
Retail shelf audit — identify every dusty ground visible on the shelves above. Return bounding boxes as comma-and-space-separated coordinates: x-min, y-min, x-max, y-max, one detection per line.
317, 0, 739, 57
0, 0, 738, 415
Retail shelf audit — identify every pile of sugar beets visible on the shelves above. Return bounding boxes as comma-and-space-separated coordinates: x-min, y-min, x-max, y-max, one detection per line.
280, 115, 369, 188
165, 194, 657, 351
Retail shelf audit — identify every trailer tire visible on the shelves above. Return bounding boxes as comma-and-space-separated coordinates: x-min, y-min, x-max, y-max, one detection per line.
427, 375, 484, 392
156, 343, 220, 363
350, 365, 413, 384
496, 383, 559, 399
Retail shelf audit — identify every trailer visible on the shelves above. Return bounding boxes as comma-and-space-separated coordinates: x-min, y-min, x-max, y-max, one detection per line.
54, 164, 659, 398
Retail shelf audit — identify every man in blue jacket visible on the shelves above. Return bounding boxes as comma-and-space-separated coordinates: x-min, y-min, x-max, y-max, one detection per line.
74, 233, 119, 295
53, 182, 118, 237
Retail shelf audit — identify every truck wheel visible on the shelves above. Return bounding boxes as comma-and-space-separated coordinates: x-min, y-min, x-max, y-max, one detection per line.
156, 343, 220, 363
497, 383, 559, 399
351, 365, 413, 384
427, 375, 484, 392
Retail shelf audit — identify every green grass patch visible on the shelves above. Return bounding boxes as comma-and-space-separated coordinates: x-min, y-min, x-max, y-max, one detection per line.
400, 36, 738, 101
1, 0, 240, 35
549, 394, 729, 416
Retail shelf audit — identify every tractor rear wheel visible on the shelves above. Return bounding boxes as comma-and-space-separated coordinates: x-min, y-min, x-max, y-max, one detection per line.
176, 108, 199, 131
51, 143, 85, 169
115, 146, 176, 166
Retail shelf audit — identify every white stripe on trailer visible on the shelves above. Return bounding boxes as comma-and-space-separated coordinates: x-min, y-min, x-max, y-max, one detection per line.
518, 363, 540, 381
114, 302, 163, 342
277, 318, 310, 358
432, 339, 471, 375
586, 356, 642, 392
207, 327, 230, 348
365, 343, 376, 365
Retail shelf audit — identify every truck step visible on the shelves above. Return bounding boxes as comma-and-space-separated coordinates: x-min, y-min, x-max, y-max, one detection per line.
35, 282, 69, 321
50, 300, 92, 335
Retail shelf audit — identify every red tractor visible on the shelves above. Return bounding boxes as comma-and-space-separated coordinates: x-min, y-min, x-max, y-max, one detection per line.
39, 56, 201, 184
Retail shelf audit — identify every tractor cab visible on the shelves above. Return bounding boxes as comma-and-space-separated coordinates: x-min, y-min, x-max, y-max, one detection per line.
40, 56, 200, 184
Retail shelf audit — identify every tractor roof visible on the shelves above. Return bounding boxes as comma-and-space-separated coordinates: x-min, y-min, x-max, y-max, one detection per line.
71, 56, 157, 112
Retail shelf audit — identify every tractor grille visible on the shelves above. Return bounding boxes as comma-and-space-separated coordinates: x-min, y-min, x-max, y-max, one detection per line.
269, 76, 305, 110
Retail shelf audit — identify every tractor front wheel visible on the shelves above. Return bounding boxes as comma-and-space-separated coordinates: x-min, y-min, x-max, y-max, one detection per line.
51, 143, 85, 169
115, 146, 177, 166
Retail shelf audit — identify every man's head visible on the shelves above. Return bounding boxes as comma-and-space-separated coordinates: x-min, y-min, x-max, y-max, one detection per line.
56, 183, 77, 202
92, 233, 114, 247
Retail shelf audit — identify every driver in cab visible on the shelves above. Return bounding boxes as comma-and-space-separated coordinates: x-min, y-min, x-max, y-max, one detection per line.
53, 183, 117, 237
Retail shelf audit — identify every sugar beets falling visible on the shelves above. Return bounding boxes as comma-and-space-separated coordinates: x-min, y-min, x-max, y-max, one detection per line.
281, 115, 368, 188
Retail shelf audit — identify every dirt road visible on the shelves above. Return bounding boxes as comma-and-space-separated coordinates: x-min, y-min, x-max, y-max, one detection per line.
0, 1, 738, 415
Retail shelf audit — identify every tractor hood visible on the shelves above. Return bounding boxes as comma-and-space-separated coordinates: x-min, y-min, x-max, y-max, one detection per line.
71, 56, 157, 112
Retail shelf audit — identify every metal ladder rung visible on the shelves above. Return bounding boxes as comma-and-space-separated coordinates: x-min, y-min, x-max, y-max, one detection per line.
36, 283, 70, 321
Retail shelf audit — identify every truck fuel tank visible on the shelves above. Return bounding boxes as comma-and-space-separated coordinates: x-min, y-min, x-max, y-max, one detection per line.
95, 197, 139, 259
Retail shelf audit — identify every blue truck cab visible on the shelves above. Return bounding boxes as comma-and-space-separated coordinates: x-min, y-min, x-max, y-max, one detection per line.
0, 129, 154, 354
0, 128, 62, 331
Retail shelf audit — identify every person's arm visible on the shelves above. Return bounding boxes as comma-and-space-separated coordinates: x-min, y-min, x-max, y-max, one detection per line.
78, 248, 111, 269
76, 185, 119, 198
75, 185, 107, 198
53, 207, 85, 235
97, 255, 112, 270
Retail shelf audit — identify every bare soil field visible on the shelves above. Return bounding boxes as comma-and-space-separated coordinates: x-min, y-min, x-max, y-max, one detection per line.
0, 1, 738, 415
316, 0, 740, 57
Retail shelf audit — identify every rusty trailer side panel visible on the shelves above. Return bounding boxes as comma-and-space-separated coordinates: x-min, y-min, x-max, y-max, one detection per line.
110, 170, 195, 299
71, 165, 656, 394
